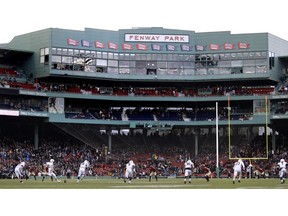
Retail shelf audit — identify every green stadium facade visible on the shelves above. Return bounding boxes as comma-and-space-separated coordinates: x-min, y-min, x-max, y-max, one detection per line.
1, 27, 288, 156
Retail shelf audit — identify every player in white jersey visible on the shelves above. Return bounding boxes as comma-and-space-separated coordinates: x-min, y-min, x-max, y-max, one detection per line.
77, 160, 90, 183
124, 160, 135, 184
277, 159, 287, 184
184, 159, 194, 184
42, 159, 61, 183
233, 159, 245, 184
14, 162, 25, 183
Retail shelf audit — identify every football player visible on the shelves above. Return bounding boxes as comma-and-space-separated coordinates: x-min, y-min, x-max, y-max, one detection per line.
77, 160, 90, 183
14, 162, 25, 183
277, 158, 287, 184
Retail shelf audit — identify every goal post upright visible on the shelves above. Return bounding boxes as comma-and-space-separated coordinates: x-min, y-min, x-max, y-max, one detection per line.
216, 102, 219, 178
228, 96, 231, 160
265, 95, 269, 160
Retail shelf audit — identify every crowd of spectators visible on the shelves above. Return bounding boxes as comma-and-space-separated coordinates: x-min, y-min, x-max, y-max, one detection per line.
0, 132, 286, 180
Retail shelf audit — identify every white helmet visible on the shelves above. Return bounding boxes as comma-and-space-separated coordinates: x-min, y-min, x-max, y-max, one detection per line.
50, 159, 54, 163
84, 160, 89, 165
129, 160, 133, 164
20, 162, 25, 167
280, 159, 285, 163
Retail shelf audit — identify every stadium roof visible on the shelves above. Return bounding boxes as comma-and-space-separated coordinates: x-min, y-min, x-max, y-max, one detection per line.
0, 48, 33, 65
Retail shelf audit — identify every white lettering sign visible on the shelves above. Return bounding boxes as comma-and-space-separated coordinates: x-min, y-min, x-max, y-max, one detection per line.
125, 34, 189, 43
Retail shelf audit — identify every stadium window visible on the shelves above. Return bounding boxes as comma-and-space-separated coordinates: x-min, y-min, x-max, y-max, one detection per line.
62, 49, 68, 55
141, 54, 146, 60
45, 48, 49, 55
52, 47, 57, 55
40, 56, 44, 64
57, 48, 62, 55
124, 54, 130, 60
108, 60, 118, 67
119, 61, 130, 67
162, 54, 167, 61
74, 49, 79, 56
156, 54, 162, 61
146, 54, 151, 60
119, 53, 125, 60
102, 52, 108, 59
44, 55, 49, 64
261, 51, 267, 58
133, 54, 139, 60
68, 49, 73, 56
79, 50, 85, 57
249, 52, 255, 58
242, 52, 249, 59
130, 53, 136, 60
91, 51, 96, 58
224, 53, 230, 60
237, 53, 243, 59
96, 67, 106, 73
108, 52, 114, 59
178, 54, 184, 61
114, 53, 119, 60
130, 61, 136, 68
40, 47, 49, 64
172, 54, 179, 61
96, 51, 102, 58
152, 54, 157, 60
269, 52, 275, 69
231, 53, 237, 59
96, 59, 107, 66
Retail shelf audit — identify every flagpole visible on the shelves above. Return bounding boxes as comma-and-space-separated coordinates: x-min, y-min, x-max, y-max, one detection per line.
216, 102, 219, 178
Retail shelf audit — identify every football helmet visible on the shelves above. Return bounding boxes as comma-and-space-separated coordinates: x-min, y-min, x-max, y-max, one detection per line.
280, 159, 285, 163
50, 159, 54, 163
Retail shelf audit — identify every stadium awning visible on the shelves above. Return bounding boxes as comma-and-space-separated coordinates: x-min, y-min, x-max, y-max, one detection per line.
0, 48, 33, 65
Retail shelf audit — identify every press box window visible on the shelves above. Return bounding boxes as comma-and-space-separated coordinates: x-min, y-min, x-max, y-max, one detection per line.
40, 47, 49, 64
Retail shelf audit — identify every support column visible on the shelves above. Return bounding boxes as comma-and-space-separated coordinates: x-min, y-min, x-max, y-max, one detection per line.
34, 124, 39, 150
194, 127, 199, 157
107, 128, 112, 153
271, 125, 276, 151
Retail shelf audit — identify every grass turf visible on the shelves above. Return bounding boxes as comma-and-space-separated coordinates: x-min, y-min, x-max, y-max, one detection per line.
0, 177, 287, 189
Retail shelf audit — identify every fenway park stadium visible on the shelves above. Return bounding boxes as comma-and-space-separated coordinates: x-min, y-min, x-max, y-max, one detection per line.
0, 27, 288, 186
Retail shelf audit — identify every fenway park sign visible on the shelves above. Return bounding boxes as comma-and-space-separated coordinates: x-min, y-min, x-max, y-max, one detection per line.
125, 34, 189, 43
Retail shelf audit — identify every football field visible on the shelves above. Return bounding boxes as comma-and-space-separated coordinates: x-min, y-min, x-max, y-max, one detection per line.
0, 177, 287, 189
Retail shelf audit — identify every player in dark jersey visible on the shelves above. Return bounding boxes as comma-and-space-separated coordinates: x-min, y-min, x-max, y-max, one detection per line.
203, 165, 211, 182
149, 163, 158, 182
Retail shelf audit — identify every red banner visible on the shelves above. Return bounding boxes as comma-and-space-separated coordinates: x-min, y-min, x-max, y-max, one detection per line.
223, 43, 235, 50
122, 43, 133, 50
108, 42, 118, 50
95, 41, 105, 48
209, 44, 220, 50
238, 42, 250, 49
136, 44, 148, 50
67, 38, 78, 46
